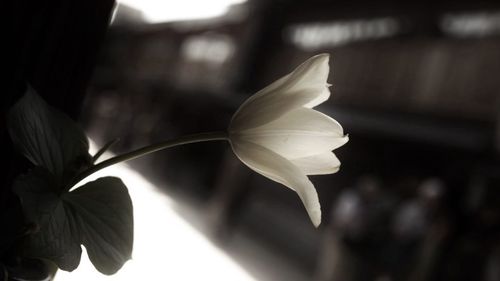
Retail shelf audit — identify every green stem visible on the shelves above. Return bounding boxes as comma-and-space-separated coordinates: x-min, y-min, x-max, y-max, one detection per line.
68, 131, 228, 190
92, 137, 120, 163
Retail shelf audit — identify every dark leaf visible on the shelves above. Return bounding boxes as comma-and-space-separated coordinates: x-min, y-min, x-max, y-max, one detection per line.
13, 171, 133, 275
6, 258, 58, 281
13, 169, 82, 271
8, 86, 92, 184
64, 177, 134, 275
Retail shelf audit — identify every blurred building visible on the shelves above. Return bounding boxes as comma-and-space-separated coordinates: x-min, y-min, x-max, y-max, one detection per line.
82, 0, 500, 280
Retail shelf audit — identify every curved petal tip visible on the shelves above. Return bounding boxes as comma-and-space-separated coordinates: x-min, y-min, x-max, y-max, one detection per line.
311, 209, 321, 228
314, 53, 330, 63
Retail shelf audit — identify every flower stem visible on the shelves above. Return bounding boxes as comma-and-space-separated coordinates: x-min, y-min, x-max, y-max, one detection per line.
68, 131, 228, 190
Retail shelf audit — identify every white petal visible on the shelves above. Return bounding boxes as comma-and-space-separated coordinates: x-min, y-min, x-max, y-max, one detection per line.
243, 74, 291, 104
230, 138, 322, 227
230, 90, 313, 132
230, 54, 331, 131
304, 86, 331, 108
286, 54, 330, 93
235, 107, 348, 159
291, 152, 341, 175
247, 54, 330, 103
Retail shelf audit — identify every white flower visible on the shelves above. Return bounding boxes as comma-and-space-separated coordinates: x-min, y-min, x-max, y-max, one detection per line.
228, 54, 349, 227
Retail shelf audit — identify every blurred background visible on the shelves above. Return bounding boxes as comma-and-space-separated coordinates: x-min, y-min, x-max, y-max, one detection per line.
78, 0, 500, 280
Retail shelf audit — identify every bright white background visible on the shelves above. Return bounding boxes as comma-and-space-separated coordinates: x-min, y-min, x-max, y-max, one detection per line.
56, 141, 255, 281
118, 0, 246, 23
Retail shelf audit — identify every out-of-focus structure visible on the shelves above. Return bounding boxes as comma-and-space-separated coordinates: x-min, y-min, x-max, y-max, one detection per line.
82, 0, 500, 280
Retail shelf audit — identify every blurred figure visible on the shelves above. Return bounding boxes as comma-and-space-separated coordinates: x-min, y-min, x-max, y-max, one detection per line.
316, 176, 395, 281
316, 177, 449, 281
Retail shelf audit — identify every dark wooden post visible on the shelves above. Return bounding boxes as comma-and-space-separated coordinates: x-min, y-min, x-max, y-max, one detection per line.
1, 0, 115, 275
